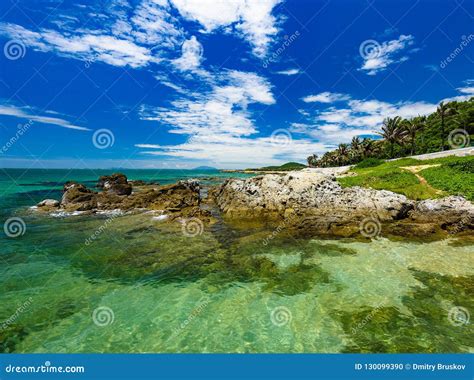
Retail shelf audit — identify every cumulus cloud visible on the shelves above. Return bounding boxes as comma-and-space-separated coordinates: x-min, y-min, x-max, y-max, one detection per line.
172, 36, 203, 71
0, 104, 90, 131
140, 70, 275, 137
170, 0, 282, 57
296, 91, 441, 144
359, 34, 415, 75
135, 69, 326, 166
302, 92, 351, 103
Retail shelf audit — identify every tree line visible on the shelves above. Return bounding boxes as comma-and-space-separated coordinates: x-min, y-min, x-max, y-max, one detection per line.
307, 98, 474, 168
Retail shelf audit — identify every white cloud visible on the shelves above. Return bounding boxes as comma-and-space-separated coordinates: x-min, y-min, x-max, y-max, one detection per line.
140, 70, 275, 137
172, 36, 203, 71
302, 92, 351, 103
169, 0, 282, 57
136, 134, 326, 168
135, 69, 328, 167
0, 23, 157, 68
296, 91, 441, 144
275, 68, 300, 75
360, 34, 415, 75
0, 105, 90, 131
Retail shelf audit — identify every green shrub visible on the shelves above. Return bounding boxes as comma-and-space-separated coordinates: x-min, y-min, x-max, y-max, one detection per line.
354, 158, 384, 169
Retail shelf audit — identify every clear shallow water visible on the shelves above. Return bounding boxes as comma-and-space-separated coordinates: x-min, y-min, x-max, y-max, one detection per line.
0, 169, 473, 353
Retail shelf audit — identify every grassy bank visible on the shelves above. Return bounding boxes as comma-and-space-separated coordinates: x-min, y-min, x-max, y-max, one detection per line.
338, 156, 474, 201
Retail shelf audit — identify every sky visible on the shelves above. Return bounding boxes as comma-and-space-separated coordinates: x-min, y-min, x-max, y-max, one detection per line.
0, 0, 473, 169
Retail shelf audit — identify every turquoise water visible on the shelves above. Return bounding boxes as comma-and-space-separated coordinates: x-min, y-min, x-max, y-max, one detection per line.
0, 169, 473, 353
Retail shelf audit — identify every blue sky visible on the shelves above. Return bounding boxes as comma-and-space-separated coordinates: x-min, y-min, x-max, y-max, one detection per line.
0, 0, 473, 169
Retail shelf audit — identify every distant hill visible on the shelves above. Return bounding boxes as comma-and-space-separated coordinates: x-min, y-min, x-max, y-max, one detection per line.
193, 166, 218, 171
248, 162, 307, 171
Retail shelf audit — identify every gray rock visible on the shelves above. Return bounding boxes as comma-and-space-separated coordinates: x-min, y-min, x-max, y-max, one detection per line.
214, 170, 472, 237
37, 199, 60, 208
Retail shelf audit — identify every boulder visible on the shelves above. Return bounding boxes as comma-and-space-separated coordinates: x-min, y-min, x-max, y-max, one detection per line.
212, 170, 472, 237
97, 173, 132, 196
61, 181, 97, 211
411, 196, 474, 233
37, 199, 60, 208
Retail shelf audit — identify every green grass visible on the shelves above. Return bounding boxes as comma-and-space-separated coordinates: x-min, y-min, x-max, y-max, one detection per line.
354, 158, 384, 169
338, 156, 474, 200
250, 162, 307, 171
420, 157, 474, 201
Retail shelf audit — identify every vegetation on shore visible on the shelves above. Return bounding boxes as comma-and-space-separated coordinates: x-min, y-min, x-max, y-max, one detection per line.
307, 98, 474, 168
338, 156, 474, 201
246, 162, 307, 172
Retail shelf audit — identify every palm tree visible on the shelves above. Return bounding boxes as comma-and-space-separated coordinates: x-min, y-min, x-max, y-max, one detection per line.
404, 116, 425, 155
335, 143, 350, 165
361, 138, 375, 158
307, 154, 318, 167
377, 116, 406, 158
350, 136, 362, 162
437, 102, 456, 150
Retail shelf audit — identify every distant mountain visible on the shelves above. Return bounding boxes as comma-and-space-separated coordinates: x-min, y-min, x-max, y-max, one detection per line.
193, 166, 218, 171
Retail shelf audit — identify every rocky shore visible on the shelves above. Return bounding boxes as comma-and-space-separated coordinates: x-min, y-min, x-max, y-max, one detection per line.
35, 173, 212, 223
211, 170, 474, 238
35, 170, 473, 239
